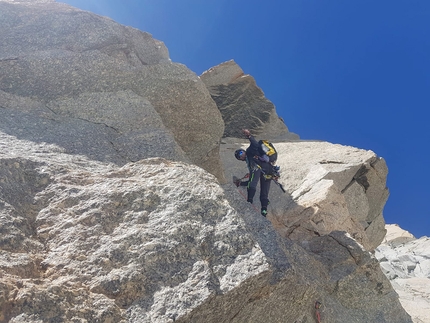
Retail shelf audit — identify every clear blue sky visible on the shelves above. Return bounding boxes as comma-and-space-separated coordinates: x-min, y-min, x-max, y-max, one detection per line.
60, 0, 429, 238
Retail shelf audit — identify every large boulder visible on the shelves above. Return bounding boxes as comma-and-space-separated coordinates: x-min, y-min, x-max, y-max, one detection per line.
200, 60, 299, 141
376, 225, 430, 323
0, 133, 411, 322
221, 139, 389, 251
0, 0, 225, 180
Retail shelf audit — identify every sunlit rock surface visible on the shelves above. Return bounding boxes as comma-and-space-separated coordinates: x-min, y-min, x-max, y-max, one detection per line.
376, 224, 430, 323
0, 133, 411, 322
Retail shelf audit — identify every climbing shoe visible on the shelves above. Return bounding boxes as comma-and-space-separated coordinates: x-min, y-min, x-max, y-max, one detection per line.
261, 208, 268, 217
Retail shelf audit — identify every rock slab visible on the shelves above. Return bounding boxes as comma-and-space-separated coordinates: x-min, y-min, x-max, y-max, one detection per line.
0, 131, 411, 322
0, 0, 225, 180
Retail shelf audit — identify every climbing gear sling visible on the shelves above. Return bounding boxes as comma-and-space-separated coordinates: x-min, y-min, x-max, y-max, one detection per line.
254, 163, 286, 193
315, 300, 323, 323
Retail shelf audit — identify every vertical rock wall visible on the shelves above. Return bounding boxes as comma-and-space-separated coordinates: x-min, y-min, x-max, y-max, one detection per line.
0, 0, 225, 180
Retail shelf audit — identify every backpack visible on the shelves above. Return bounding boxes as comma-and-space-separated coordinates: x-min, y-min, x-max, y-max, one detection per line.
258, 140, 277, 164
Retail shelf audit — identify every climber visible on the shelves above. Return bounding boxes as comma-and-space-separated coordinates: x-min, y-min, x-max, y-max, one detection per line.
234, 129, 280, 217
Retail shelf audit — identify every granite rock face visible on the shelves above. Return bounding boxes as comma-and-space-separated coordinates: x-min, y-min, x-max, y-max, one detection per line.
0, 133, 411, 322
200, 60, 299, 141
376, 225, 430, 323
0, 0, 224, 180
0, 1, 413, 322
